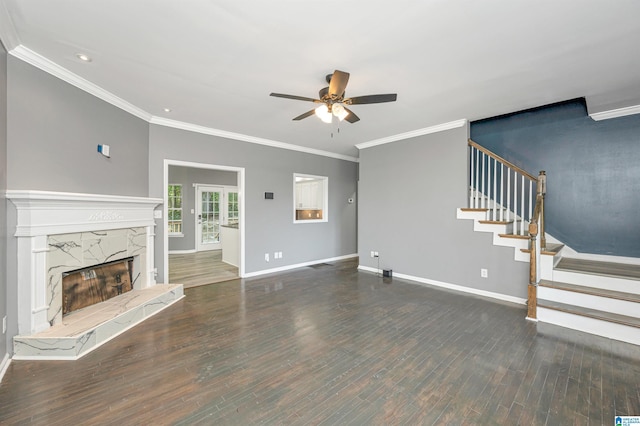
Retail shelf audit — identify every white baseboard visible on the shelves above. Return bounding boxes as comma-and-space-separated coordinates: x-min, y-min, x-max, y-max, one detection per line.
243, 254, 358, 278
168, 249, 197, 254
358, 265, 527, 306
0, 353, 10, 384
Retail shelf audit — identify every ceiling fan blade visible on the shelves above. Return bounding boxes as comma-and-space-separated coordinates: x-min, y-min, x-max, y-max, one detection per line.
344, 107, 360, 123
293, 109, 316, 121
346, 94, 397, 105
328, 70, 350, 98
270, 93, 322, 103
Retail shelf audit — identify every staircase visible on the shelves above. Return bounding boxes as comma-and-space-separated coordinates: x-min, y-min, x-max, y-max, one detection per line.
459, 140, 640, 346
537, 258, 640, 345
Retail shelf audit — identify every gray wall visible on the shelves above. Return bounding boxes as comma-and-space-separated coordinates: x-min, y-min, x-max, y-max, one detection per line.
6, 58, 149, 195
471, 99, 640, 258
358, 125, 529, 300
168, 166, 238, 251
0, 42, 8, 361
149, 125, 358, 280
3, 59, 151, 354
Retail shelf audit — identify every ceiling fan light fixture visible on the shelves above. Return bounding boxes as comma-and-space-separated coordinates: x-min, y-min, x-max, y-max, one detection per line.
314, 104, 332, 123
332, 103, 348, 121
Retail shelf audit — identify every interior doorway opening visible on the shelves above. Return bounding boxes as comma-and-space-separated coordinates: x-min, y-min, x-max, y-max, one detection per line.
163, 160, 245, 288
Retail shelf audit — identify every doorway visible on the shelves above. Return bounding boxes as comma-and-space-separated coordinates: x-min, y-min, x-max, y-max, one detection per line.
196, 185, 222, 251
163, 160, 245, 287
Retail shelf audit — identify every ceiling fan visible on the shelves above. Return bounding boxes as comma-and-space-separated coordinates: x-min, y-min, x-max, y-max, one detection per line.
270, 70, 397, 124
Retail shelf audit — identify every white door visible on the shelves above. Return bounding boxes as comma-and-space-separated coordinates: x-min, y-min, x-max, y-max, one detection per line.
196, 186, 222, 251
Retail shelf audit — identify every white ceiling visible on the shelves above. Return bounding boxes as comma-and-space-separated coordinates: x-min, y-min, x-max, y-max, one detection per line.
2, 0, 640, 159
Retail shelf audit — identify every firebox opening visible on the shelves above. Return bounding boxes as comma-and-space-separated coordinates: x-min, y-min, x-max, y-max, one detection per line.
62, 257, 135, 316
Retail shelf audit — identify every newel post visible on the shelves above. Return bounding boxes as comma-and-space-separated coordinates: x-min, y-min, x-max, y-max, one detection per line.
537, 171, 546, 250
528, 219, 538, 320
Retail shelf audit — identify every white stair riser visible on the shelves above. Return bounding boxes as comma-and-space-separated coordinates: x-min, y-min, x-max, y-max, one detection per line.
538, 287, 640, 319
493, 234, 528, 249
474, 222, 512, 234
456, 209, 487, 221
514, 250, 529, 262
538, 307, 640, 346
540, 256, 554, 280
552, 270, 640, 294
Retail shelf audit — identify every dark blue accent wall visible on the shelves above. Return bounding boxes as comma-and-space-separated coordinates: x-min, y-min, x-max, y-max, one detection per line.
471, 99, 640, 258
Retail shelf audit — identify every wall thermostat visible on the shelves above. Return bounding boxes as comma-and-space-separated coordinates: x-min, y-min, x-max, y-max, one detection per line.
265, 192, 274, 199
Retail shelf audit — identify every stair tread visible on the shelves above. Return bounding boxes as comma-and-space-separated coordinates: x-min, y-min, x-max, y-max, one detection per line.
460, 208, 487, 212
498, 233, 529, 240
541, 243, 564, 253
521, 247, 562, 256
539, 279, 640, 302
538, 299, 640, 328
479, 220, 514, 225
555, 258, 640, 281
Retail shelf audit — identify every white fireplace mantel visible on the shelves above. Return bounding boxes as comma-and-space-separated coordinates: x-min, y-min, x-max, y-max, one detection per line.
7, 190, 163, 237
6, 190, 163, 335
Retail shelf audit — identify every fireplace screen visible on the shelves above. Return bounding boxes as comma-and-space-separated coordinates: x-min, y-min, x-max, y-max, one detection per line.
62, 257, 134, 315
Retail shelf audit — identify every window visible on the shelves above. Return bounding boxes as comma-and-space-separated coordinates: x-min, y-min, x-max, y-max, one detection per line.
227, 191, 239, 226
294, 173, 328, 223
168, 184, 183, 234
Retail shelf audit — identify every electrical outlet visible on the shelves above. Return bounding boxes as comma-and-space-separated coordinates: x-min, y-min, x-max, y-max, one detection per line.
265, 253, 270, 262
374, 252, 379, 257
481, 268, 488, 278
370, 251, 375, 258
278, 251, 283, 259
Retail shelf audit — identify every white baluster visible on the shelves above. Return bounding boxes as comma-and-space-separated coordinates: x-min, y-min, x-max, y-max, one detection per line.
481, 152, 485, 209
506, 167, 511, 223
470, 147, 474, 208
492, 158, 497, 220
528, 179, 533, 232
500, 163, 504, 221
474, 148, 479, 208
520, 175, 525, 235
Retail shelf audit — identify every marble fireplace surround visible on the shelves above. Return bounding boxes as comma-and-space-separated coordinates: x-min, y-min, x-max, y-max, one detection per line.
7, 190, 164, 336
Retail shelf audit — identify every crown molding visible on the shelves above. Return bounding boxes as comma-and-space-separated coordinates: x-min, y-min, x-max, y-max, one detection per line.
8, 43, 467, 163
10, 45, 152, 122
149, 116, 359, 163
8, 45, 358, 162
355, 119, 468, 150
0, 1, 20, 51
589, 104, 640, 121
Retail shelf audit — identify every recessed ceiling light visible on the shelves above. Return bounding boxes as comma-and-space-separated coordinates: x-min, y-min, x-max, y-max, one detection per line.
163, 108, 172, 113
76, 53, 92, 62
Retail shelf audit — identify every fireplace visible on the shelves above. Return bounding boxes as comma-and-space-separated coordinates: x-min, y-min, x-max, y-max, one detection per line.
62, 257, 135, 315
7, 190, 163, 335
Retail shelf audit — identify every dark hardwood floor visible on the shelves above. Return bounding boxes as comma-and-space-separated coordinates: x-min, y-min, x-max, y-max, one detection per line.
1, 259, 639, 425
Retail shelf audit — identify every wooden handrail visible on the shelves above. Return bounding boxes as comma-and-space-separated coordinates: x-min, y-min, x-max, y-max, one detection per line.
468, 139, 537, 181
